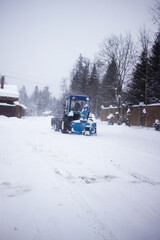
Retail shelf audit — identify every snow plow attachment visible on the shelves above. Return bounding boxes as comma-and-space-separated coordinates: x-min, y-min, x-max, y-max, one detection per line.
70, 104, 97, 135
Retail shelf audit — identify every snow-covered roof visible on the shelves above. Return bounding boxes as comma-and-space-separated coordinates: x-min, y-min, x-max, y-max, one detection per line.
102, 106, 117, 110
0, 101, 27, 108
132, 103, 160, 107
15, 101, 28, 109
0, 84, 19, 99
102, 103, 160, 110
0, 102, 14, 107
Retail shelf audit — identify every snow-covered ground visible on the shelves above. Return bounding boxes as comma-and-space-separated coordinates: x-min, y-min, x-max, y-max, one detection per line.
0, 116, 160, 240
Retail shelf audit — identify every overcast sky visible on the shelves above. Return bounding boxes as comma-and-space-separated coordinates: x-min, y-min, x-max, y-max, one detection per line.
0, 0, 157, 97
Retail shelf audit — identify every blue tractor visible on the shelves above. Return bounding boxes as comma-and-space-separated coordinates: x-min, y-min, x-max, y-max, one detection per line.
51, 95, 97, 135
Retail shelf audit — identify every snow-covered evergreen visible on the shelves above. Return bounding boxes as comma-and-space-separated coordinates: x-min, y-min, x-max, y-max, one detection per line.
19, 85, 60, 116
148, 32, 160, 103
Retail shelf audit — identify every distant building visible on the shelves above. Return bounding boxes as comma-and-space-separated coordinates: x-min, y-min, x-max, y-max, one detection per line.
0, 76, 27, 118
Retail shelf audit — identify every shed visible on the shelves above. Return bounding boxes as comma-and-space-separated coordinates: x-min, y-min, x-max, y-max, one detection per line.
0, 76, 27, 118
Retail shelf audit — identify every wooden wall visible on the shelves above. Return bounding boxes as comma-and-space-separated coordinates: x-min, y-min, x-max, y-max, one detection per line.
101, 104, 160, 127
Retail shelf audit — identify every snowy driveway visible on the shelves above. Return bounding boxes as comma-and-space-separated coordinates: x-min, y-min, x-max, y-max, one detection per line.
0, 116, 160, 240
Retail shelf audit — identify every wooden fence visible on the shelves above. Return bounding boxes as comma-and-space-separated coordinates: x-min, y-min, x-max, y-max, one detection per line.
101, 103, 160, 127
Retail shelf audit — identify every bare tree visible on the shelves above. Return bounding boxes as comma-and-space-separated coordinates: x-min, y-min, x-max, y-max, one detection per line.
150, 0, 160, 28
97, 33, 137, 96
139, 27, 151, 51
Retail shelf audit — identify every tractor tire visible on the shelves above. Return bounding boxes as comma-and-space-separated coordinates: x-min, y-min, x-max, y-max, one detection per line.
61, 120, 66, 133
61, 116, 70, 133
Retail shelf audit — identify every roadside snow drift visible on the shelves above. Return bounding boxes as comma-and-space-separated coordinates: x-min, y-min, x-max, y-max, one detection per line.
0, 116, 160, 240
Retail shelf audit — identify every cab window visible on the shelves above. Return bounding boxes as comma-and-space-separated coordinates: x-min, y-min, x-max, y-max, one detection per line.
71, 99, 86, 111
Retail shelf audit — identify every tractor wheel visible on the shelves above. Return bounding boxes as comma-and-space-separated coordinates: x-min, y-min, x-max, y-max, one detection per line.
61, 120, 66, 133
61, 117, 70, 133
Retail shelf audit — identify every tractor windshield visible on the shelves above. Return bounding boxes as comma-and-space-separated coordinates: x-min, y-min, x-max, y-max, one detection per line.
71, 99, 86, 112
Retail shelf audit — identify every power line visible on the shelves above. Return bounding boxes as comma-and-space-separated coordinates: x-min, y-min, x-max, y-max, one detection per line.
0, 69, 60, 87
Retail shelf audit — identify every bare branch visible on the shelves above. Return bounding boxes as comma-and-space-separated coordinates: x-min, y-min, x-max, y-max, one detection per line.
97, 33, 137, 88
150, 0, 160, 27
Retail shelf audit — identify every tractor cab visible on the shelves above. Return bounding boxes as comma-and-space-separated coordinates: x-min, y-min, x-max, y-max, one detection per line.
64, 95, 90, 120
61, 95, 90, 133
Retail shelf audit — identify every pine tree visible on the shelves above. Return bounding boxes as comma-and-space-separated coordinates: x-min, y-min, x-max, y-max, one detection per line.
88, 63, 100, 116
31, 86, 39, 103
19, 86, 29, 107
148, 32, 160, 103
81, 61, 90, 95
30, 86, 40, 115
37, 90, 43, 116
70, 54, 90, 95
100, 57, 118, 107
70, 54, 83, 94
41, 86, 51, 112
127, 47, 149, 105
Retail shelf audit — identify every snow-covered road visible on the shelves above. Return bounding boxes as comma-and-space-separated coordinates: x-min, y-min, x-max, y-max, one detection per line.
0, 116, 160, 240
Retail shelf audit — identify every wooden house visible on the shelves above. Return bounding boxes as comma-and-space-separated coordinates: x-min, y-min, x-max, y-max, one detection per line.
0, 76, 27, 118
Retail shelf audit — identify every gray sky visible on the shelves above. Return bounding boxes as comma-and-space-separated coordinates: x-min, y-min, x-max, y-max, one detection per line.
0, 0, 157, 97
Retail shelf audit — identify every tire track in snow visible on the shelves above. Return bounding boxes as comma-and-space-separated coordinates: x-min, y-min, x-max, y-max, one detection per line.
53, 167, 118, 240
110, 159, 160, 221
26, 139, 118, 240
110, 159, 160, 186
